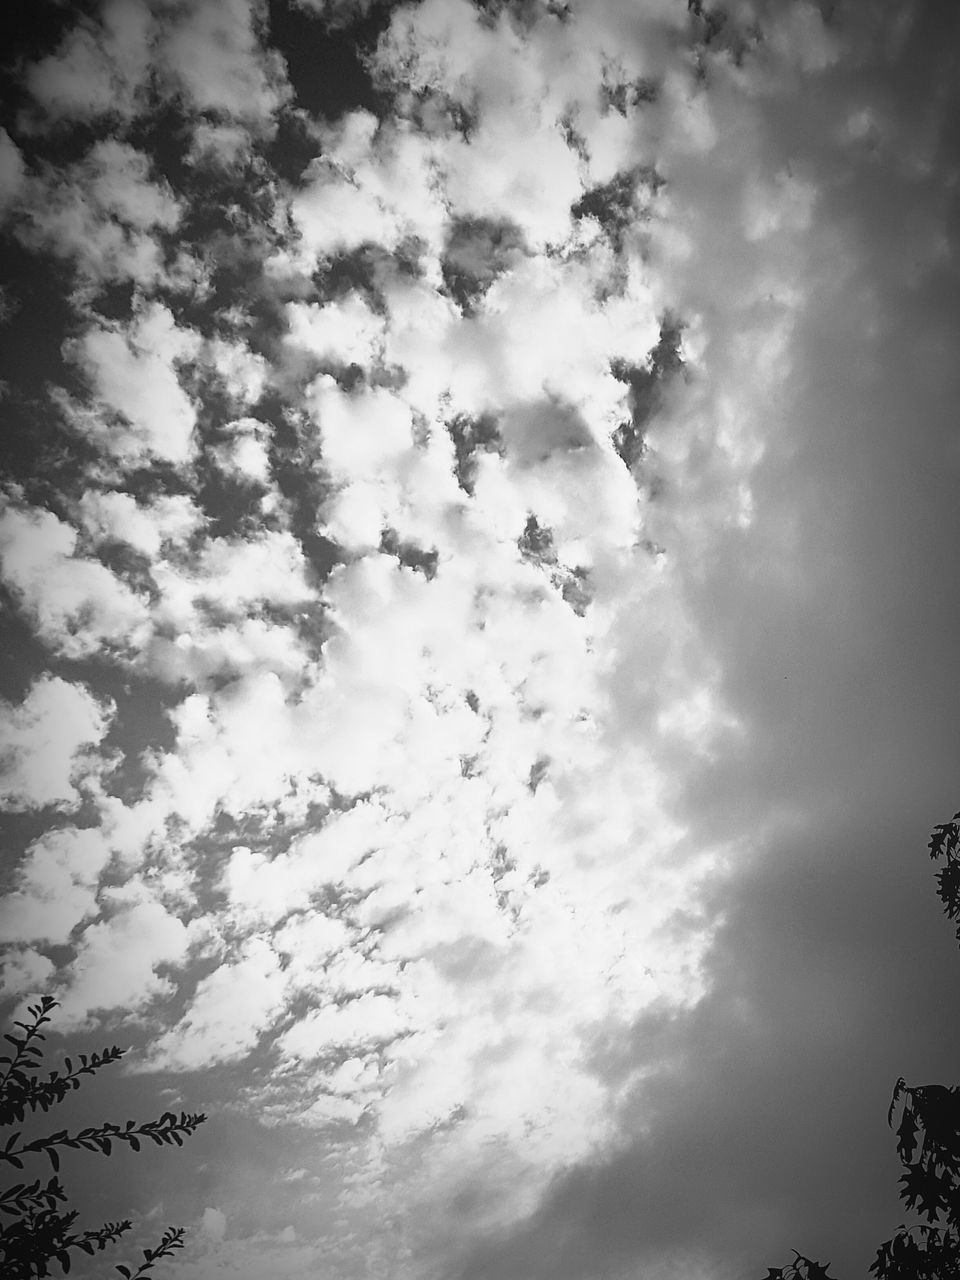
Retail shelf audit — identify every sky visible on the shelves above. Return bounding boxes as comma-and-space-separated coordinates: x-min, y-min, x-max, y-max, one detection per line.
0, 0, 959, 1277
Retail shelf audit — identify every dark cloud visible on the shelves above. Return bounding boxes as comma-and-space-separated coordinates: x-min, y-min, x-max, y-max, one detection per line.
441, 216, 526, 312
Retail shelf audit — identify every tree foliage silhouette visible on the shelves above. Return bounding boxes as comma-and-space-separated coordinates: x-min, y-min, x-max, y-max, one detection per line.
763, 810, 960, 1279
0, 996, 205, 1279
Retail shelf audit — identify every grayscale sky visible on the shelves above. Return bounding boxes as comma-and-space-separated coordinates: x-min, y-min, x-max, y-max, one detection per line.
1, 1, 959, 1278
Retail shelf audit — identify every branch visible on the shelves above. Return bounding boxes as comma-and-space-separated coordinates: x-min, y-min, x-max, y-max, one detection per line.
0, 1048, 126, 1129
0, 1000, 56, 1107
115, 1226, 187, 1279
0, 1207, 132, 1278
0, 1113, 207, 1174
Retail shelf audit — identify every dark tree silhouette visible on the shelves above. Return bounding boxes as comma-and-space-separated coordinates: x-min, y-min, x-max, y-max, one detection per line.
0, 996, 205, 1280
764, 811, 960, 1279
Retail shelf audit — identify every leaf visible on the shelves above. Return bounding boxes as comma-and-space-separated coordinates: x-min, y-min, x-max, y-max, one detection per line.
116, 1267, 131, 1278
896, 1107, 919, 1163
889, 1078, 907, 1126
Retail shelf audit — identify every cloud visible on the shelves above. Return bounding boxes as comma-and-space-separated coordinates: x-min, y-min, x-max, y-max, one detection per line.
21, 0, 154, 128
63, 302, 201, 466
209, 418, 273, 485
6, 0, 949, 1276
79, 491, 204, 558
201, 1207, 228, 1244
0, 128, 25, 213
157, 0, 291, 127
0, 948, 56, 1000
222, 844, 353, 931
56, 898, 191, 1028
0, 677, 112, 811
144, 937, 287, 1070
292, 0, 385, 24
21, 0, 289, 134
0, 502, 150, 658
279, 992, 410, 1060
0, 826, 113, 946
13, 140, 183, 289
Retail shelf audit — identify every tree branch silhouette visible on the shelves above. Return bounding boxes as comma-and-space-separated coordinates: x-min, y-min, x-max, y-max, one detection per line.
0, 997, 205, 1280
763, 810, 960, 1279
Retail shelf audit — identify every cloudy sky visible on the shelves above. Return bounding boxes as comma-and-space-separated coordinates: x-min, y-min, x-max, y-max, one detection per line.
1, 0, 959, 1277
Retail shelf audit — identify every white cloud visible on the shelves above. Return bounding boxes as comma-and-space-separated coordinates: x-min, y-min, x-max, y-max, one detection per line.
65, 303, 201, 466
0, 825, 113, 945
157, 0, 290, 128
290, 113, 448, 264
0, 503, 149, 659
201, 1207, 228, 1244
278, 993, 410, 1061
22, 0, 288, 134
21, 0, 154, 128
222, 844, 355, 933
181, 530, 312, 612
144, 937, 287, 1070
56, 899, 191, 1028
0, 948, 56, 1000
79, 490, 204, 557
145, 616, 308, 687
310, 378, 413, 482
209, 419, 273, 485
284, 297, 386, 368
0, 677, 112, 811
206, 337, 269, 406
14, 141, 182, 289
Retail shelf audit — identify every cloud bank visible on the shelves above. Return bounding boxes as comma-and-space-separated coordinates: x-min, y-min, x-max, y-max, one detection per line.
2, 1, 958, 1277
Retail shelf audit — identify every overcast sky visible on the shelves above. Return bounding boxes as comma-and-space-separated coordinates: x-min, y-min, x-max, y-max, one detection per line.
1, 1, 959, 1278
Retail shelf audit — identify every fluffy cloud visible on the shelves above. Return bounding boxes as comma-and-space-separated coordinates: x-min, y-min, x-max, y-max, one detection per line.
64, 303, 201, 466
200, 1207, 228, 1244
145, 937, 287, 1070
56, 898, 191, 1028
0, 677, 111, 812
21, 0, 153, 127
79, 491, 204, 558
209, 419, 273, 485
0, 503, 149, 658
0, 826, 114, 944
14, 140, 183, 288
0, 948, 56, 1000
157, 0, 290, 127
22, 0, 288, 133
